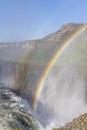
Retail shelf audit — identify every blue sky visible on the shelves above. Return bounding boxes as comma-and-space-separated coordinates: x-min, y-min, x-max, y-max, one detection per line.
0, 0, 87, 42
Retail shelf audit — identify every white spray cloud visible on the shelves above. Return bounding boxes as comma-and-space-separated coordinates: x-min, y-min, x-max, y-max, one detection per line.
40, 63, 87, 125
35, 30, 87, 128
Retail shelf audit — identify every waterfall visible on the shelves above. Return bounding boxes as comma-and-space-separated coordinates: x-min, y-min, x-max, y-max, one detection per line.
35, 30, 87, 128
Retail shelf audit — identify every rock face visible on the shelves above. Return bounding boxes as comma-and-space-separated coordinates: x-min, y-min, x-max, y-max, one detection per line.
43, 23, 82, 42
0, 85, 41, 130
54, 113, 87, 130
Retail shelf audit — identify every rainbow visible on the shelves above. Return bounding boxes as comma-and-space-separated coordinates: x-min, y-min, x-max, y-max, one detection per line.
12, 50, 32, 90
33, 24, 87, 111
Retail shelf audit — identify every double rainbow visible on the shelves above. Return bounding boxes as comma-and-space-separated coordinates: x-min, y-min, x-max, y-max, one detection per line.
33, 24, 87, 111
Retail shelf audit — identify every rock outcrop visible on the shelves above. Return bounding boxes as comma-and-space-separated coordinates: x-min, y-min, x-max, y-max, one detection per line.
53, 113, 87, 130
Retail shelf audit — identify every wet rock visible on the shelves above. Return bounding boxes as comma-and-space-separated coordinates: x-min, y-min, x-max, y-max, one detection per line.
0, 85, 42, 130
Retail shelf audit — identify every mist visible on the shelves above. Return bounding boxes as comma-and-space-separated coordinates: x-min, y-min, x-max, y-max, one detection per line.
41, 64, 87, 125
35, 30, 87, 127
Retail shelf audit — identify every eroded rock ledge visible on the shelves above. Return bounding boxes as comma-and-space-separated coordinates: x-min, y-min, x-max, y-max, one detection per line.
53, 113, 87, 130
